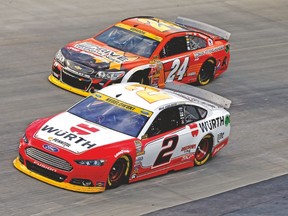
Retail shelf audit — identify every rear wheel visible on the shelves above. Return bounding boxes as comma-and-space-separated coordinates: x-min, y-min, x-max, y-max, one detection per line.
194, 135, 212, 166
107, 155, 130, 189
197, 59, 215, 85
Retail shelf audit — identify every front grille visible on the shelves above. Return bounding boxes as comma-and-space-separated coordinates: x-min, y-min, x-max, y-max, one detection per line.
62, 70, 91, 90
65, 60, 94, 74
25, 147, 73, 171
26, 160, 67, 182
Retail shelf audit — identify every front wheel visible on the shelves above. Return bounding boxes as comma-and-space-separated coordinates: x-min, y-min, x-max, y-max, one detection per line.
107, 155, 130, 189
194, 135, 213, 166
197, 59, 215, 85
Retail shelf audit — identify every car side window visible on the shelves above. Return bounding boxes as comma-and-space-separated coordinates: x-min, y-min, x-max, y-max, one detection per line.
160, 36, 188, 58
146, 106, 183, 137
189, 36, 206, 50
184, 105, 207, 124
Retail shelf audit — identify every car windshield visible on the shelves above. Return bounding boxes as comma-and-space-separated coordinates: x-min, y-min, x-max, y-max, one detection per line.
68, 96, 150, 137
95, 26, 159, 58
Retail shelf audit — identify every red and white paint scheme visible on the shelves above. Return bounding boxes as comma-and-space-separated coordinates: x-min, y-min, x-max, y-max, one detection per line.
14, 82, 231, 193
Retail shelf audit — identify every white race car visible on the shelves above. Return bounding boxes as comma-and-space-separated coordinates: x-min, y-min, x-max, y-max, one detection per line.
14, 82, 231, 193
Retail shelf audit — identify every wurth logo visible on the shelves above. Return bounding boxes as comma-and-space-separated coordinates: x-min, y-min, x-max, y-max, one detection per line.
40, 124, 97, 149
70, 123, 99, 135
199, 116, 224, 133
189, 123, 199, 137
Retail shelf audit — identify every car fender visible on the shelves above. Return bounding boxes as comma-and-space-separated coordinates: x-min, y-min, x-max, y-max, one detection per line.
121, 62, 166, 88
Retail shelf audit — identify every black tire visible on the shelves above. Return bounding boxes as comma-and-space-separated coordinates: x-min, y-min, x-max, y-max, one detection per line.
129, 71, 150, 85
107, 155, 130, 189
194, 135, 213, 166
197, 59, 215, 85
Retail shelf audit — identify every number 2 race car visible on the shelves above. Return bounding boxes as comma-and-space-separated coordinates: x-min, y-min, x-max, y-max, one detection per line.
49, 16, 231, 96
14, 82, 231, 193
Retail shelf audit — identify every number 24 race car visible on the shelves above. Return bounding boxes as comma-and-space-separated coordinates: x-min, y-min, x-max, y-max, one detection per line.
14, 82, 231, 193
49, 16, 231, 96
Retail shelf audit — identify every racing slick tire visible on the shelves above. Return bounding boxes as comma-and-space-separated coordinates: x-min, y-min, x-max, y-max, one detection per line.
194, 134, 213, 166
128, 70, 150, 85
107, 155, 131, 189
197, 59, 216, 85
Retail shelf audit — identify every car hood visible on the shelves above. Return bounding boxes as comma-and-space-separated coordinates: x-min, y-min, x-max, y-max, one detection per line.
63, 38, 148, 71
34, 112, 133, 154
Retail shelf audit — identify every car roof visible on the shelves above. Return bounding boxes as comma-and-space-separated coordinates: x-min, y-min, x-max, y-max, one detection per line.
120, 16, 188, 38
97, 83, 189, 112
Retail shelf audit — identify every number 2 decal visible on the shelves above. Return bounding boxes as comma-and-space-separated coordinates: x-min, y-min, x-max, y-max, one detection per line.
167, 57, 189, 82
125, 84, 171, 103
153, 135, 179, 167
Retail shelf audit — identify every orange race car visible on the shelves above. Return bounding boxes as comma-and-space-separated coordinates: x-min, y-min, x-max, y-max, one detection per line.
49, 16, 231, 96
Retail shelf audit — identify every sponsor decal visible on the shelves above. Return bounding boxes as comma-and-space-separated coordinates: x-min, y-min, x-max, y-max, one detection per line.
198, 116, 224, 133
181, 144, 196, 153
212, 138, 229, 157
136, 156, 143, 163
114, 149, 130, 158
225, 44, 230, 52
43, 144, 59, 153
225, 115, 230, 126
194, 45, 225, 59
208, 38, 213, 46
95, 181, 105, 187
182, 153, 194, 161
75, 42, 128, 63
136, 151, 145, 156
131, 173, 137, 179
188, 72, 196, 76
189, 123, 199, 137
33, 161, 57, 172
70, 123, 99, 135
217, 132, 224, 143
106, 98, 135, 111
134, 140, 142, 153
65, 67, 90, 78
74, 65, 82, 70
116, 23, 163, 42
40, 125, 97, 149
93, 92, 153, 117
48, 137, 71, 148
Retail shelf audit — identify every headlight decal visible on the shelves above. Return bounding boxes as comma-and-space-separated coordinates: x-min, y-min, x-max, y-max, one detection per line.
75, 160, 105, 166
55, 49, 65, 64
95, 71, 125, 80
23, 133, 29, 144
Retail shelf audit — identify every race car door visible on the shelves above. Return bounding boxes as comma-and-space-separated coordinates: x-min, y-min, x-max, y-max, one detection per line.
159, 34, 196, 84
136, 105, 199, 179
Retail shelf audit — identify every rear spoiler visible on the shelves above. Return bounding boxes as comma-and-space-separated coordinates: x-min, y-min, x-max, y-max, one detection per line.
175, 16, 231, 41
165, 82, 231, 109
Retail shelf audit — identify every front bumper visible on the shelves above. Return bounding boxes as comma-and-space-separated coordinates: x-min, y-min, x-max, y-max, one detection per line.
48, 74, 92, 97
13, 157, 106, 193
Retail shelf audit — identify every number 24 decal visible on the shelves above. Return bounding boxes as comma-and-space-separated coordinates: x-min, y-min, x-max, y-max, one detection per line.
153, 135, 179, 167
167, 57, 189, 82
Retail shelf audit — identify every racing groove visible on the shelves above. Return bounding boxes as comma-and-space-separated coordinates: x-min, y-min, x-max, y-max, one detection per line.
1, 0, 288, 215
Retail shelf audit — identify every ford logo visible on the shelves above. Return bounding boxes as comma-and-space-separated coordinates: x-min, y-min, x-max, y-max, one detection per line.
43, 144, 59, 152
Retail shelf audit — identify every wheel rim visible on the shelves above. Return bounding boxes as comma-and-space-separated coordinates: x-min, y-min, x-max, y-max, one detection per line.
109, 158, 127, 183
195, 139, 209, 161
199, 68, 210, 84
198, 60, 214, 85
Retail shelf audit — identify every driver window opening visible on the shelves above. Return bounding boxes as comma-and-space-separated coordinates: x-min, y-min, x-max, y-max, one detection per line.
146, 106, 183, 137
160, 36, 188, 58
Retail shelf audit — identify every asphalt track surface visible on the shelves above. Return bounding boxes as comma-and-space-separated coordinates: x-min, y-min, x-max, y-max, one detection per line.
0, 0, 287, 215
